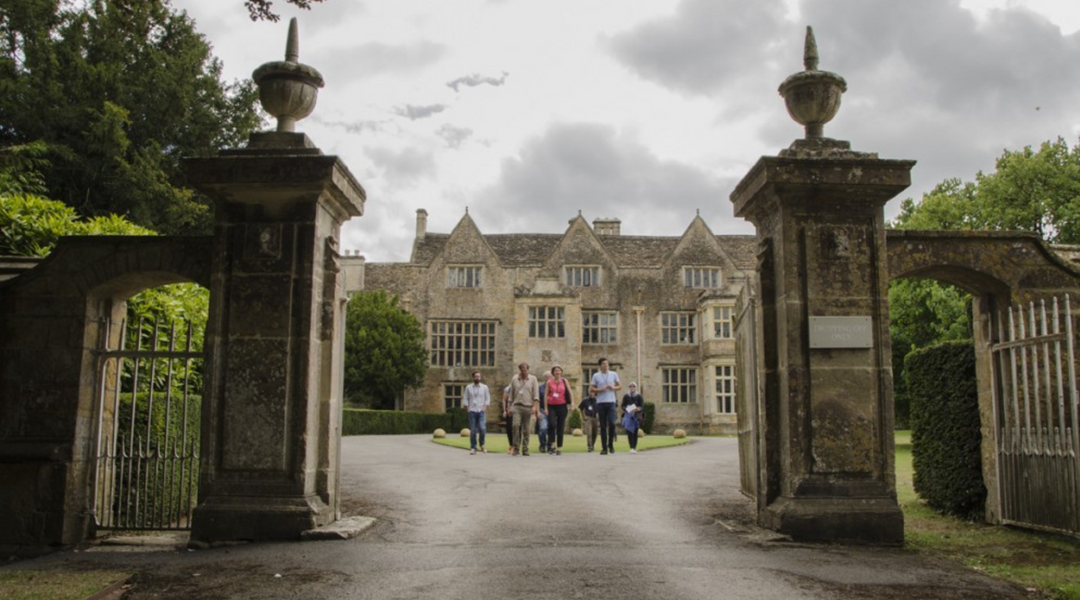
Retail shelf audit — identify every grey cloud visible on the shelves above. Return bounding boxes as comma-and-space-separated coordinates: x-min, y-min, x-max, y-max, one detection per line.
312, 116, 396, 135
606, 0, 789, 96
393, 104, 449, 120
437, 124, 473, 148
365, 146, 437, 186
474, 122, 738, 235
318, 41, 446, 80
446, 71, 509, 92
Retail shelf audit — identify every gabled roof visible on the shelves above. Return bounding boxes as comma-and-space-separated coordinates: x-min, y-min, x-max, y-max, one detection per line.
409, 230, 756, 270
485, 234, 563, 267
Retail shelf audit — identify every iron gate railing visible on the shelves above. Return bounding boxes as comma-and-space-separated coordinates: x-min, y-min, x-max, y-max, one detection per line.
92, 315, 204, 531
990, 295, 1080, 535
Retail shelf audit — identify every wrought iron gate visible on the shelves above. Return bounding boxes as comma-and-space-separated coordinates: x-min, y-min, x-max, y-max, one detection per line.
990, 295, 1080, 535
92, 315, 204, 531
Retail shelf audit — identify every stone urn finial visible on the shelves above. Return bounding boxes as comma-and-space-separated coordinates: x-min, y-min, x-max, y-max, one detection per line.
778, 26, 846, 139
252, 18, 325, 133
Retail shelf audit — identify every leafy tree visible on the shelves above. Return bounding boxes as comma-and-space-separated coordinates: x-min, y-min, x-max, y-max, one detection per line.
245, 0, 327, 22
0, 0, 262, 235
0, 192, 207, 346
343, 290, 427, 410
886, 136, 1080, 425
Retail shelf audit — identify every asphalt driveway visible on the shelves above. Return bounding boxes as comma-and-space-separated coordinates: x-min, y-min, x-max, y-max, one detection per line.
8, 435, 1031, 599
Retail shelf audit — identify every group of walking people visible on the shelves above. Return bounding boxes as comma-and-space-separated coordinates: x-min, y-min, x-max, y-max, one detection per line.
463, 358, 645, 456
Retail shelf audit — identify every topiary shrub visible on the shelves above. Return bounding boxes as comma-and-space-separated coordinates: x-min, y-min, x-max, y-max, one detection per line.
568, 408, 582, 430
906, 340, 985, 520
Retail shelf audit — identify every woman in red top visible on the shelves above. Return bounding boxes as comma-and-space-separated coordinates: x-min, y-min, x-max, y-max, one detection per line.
545, 365, 572, 455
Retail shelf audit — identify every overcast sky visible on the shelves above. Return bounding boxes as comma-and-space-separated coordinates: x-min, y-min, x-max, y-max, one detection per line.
174, 0, 1080, 262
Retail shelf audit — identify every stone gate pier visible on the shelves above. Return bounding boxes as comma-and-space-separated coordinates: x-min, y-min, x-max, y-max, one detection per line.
731, 28, 912, 544
183, 21, 365, 543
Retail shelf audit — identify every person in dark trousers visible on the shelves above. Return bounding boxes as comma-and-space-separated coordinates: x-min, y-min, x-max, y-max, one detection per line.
544, 365, 572, 455
502, 385, 514, 454
579, 392, 599, 452
589, 357, 621, 455
621, 382, 644, 454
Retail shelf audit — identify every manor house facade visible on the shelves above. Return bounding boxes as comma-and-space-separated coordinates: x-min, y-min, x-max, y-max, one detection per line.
355, 209, 757, 434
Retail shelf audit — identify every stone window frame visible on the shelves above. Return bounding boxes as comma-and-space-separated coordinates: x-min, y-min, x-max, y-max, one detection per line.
660, 311, 697, 345
582, 310, 618, 345
447, 265, 483, 288
564, 265, 601, 287
682, 266, 721, 289
708, 304, 734, 339
528, 305, 566, 338
429, 320, 497, 367
444, 383, 465, 410
661, 366, 698, 403
713, 363, 736, 414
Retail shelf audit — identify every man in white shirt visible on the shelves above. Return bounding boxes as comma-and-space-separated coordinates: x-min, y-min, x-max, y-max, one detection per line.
463, 371, 492, 455
589, 357, 621, 455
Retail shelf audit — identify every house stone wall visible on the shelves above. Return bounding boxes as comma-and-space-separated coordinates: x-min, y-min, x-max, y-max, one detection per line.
353, 211, 755, 435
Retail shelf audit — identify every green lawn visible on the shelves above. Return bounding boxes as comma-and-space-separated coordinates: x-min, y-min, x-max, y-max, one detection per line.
432, 431, 690, 453
895, 430, 1080, 600
0, 570, 129, 600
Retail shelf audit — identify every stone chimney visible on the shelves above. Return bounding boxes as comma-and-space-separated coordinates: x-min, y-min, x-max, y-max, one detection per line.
593, 218, 621, 236
416, 209, 428, 241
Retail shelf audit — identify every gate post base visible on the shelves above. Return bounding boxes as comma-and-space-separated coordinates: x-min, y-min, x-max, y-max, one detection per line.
761, 497, 904, 545
189, 495, 334, 544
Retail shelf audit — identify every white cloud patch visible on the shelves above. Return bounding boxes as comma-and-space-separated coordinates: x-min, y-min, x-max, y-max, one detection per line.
393, 104, 449, 120
446, 71, 510, 92
472, 122, 738, 235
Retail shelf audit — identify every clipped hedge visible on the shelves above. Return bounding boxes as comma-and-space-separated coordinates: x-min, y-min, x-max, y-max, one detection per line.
642, 402, 655, 433
446, 407, 469, 431
343, 409, 455, 435
906, 340, 985, 520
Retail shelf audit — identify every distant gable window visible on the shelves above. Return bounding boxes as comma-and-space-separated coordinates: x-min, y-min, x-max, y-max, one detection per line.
565, 266, 600, 287
715, 364, 735, 413
529, 306, 565, 338
429, 320, 496, 367
448, 266, 482, 288
661, 312, 697, 345
444, 384, 465, 410
662, 367, 697, 403
683, 267, 721, 289
582, 311, 617, 344
710, 305, 733, 339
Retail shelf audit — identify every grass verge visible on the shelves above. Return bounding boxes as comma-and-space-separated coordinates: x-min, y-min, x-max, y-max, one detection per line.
896, 430, 1080, 600
0, 569, 129, 600
432, 432, 690, 453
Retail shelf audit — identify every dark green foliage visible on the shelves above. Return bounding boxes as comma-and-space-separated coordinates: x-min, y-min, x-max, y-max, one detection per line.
888, 279, 973, 427
906, 340, 986, 520
113, 392, 201, 525
342, 408, 455, 436
245, 0, 326, 21
568, 407, 582, 430
0, 0, 262, 235
343, 290, 427, 410
642, 402, 655, 433
446, 407, 468, 431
